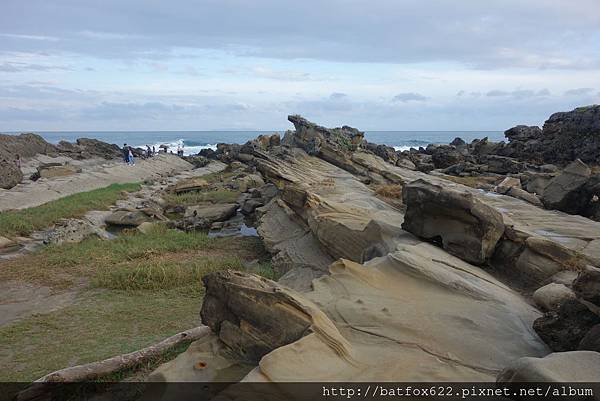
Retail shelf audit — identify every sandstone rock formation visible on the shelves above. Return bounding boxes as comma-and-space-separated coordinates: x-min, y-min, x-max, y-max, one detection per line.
402, 180, 505, 264
149, 115, 600, 385
498, 351, 600, 382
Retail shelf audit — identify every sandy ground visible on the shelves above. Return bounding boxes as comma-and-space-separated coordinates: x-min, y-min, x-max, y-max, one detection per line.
0, 154, 194, 212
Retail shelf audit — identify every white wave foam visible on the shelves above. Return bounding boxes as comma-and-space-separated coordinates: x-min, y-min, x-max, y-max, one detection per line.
393, 146, 416, 152
135, 139, 217, 156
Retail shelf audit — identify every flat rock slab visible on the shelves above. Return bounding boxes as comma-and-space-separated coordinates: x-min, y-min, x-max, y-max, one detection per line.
0, 156, 226, 212
184, 203, 238, 222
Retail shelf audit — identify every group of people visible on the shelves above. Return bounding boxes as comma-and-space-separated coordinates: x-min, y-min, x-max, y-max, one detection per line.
122, 144, 136, 166
121, 143, 183, 165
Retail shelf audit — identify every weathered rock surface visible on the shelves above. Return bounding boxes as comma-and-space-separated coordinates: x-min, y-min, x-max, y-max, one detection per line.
167, 177, 209, 193
0, 160, 23, 189
152, 115, 600, 384
532, 283, 576, 312
533, 299, 600, 351
0, 133, 57, 161
200, 270, 341, 363
498, 351, 600, 382
541, 105, 600, 165
37, 164, 81, 179
402, 180, 505, 264
542, 159, 591, 213
105, 210, 151, 227
185, 203, 238, 223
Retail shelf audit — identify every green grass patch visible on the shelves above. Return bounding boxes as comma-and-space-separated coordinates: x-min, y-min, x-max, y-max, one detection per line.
0, 290, 200, 382
92, 257, 244, 294
0, 183, 141, 237
163, 189, 240, 206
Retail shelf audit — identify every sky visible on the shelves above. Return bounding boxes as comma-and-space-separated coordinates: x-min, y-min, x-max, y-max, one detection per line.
1, 0, 600, 131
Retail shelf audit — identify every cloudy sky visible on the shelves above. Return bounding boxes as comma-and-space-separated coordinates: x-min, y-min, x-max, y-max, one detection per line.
1, 0, 600, 131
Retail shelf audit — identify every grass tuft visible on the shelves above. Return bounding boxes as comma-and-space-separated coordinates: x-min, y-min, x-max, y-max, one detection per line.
0, 183, 141, 237
163, 189, 240, 206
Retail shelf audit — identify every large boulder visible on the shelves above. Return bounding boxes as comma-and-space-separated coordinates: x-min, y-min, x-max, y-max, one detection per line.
533, 298, 600, 351
0, 160, 23, 189
541, 105, 600, 165
429, 145, 465, 169
75, 138, 122, 159
200, 270, 335, 363
402, 179, 505, 264
184, 203, 238, 222
498, 351, 600, 382
532, 283, 576, 312
542, 159, 591, 213
167, 177, 209, 194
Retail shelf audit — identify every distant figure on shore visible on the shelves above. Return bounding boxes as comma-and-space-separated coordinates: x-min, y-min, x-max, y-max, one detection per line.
146, 145, 152, 158
14, 154, 21, 169
152, 146, 156, 155
176, 145, 182, 157
122, 144, 129, 163
128, 147, 135, 166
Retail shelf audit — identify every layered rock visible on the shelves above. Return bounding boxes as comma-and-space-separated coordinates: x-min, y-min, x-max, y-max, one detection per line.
402, 180, 505, 264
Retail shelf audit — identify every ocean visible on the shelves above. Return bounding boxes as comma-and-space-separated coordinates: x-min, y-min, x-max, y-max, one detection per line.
30, 130, 505, 156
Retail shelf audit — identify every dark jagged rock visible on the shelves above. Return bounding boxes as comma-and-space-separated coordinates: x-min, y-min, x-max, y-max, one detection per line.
450, 137, 466, 147
533, 299, 600, 351
0, 160, 23, 189
287, 115, 366, 175
402, 179, 505, 264
429, 145, 465, 169
541, 159, 591, 213
541, 105, 600, 165
504, 125, 542, 142
365, 142, 398, 164
75, 138, 122, 159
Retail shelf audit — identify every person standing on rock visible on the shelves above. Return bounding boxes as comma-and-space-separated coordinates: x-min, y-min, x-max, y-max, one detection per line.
122, 144, 129, 164
128, 147, 135, 166
14, 154, 21, 169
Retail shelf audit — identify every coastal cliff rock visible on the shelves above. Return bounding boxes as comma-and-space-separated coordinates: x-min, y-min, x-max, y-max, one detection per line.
402, 179, 505, 264
0, 133, 57, 161
149, 115, 600, 384
541, 105, 600, 165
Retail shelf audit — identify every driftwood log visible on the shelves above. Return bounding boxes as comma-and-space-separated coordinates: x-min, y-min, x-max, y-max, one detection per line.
17, 326, 211, 401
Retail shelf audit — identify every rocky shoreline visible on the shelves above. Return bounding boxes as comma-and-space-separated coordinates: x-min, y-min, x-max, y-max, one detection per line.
157, 106, 600, 385
2, 106, 600, 389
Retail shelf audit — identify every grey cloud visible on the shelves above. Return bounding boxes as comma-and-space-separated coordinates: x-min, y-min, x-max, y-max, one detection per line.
392, 93, 428, 102
330, 92, 347, 99
564, 87, 594, 96
0, 62, 70, 72
0, 0, 599, 69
